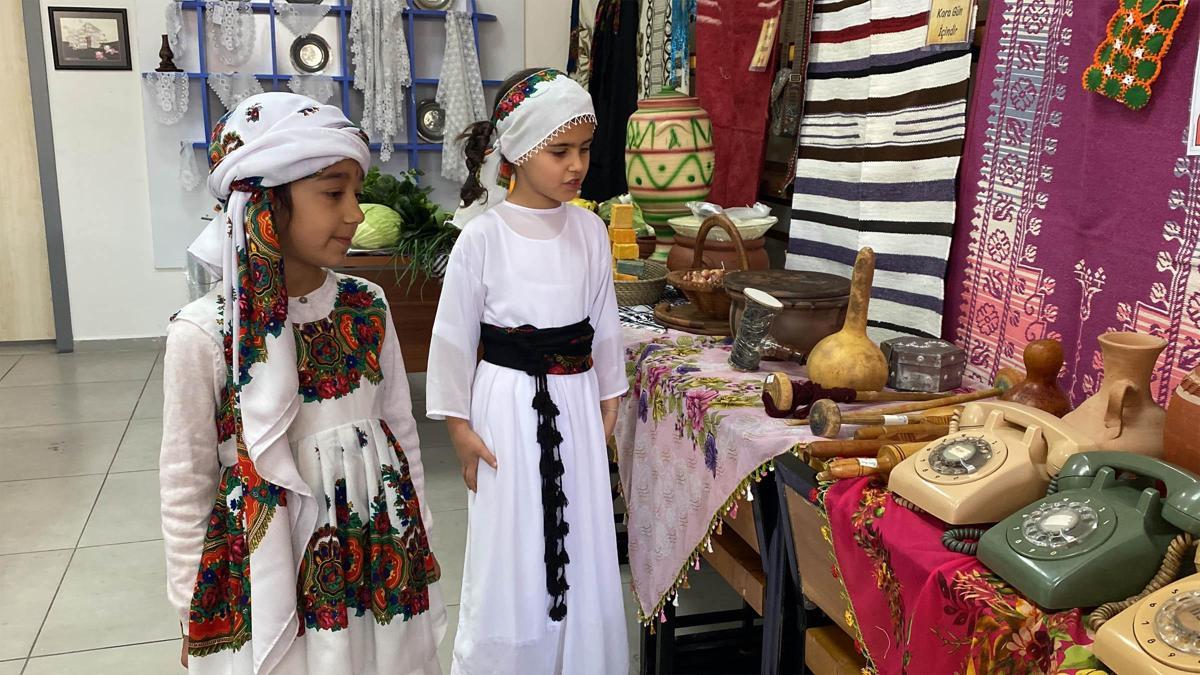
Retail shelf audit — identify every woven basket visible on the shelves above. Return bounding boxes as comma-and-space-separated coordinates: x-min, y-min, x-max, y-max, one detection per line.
615, 259, 668, 307
665, 214, 749, 319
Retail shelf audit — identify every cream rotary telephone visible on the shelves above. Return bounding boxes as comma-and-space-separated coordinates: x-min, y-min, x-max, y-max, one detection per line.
887, 400, 1097, 525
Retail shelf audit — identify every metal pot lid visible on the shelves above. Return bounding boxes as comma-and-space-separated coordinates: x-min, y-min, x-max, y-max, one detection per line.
416, 99, 445, 143
724, 270, 850, 300
291, 34, 330, 73
413, 0, 454, 8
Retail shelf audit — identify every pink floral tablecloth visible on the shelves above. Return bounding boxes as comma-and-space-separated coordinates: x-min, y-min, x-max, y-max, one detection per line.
615, 328, 822, 623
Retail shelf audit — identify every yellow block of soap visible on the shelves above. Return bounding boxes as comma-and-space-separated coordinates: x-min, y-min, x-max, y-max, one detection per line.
614, 272, 638, 282
610, 203, 634, 229
611, 228, 637, 244
612, 242, 639, 259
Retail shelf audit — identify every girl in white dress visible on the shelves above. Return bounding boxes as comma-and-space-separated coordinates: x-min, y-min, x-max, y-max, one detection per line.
160, 93, 445, 674
426, 69, 629, 674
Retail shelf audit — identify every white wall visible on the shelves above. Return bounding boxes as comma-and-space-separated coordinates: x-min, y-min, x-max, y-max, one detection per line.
523, 0, 570, 69
39, 0, 525, 340
40, 0, 189, 341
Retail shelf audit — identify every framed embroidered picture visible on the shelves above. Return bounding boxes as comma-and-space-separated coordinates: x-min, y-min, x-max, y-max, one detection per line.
47, 7, 132, 71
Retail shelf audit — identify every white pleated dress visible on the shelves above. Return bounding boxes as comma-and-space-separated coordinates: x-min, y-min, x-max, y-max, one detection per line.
426, 202, 629, 675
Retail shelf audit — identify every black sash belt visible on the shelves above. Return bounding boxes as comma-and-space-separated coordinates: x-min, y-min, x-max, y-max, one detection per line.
480, 318, 595, 621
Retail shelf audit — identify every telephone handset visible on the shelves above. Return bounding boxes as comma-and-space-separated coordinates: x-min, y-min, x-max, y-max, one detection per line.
887, 400, 1095, 525
977, 452, 1200, 613
1080, 456, 1200, 674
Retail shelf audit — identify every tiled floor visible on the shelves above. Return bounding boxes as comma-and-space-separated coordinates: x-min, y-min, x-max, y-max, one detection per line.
0, 341, 742, 674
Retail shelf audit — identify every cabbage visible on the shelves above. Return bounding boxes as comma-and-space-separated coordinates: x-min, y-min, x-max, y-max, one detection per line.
352, 203, 402, 250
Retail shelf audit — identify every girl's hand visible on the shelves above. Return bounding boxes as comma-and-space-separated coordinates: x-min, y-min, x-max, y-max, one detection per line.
600, 398, 620, 440
181, 635, 189, 668
447, 418, 497, 492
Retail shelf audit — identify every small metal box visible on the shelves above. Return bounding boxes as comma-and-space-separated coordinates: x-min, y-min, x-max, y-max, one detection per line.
881, 337, 966, 392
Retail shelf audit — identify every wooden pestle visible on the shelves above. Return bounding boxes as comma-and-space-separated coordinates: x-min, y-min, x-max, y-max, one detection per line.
803, 389, 1008, 438
763, 371, 947, 413
999, 339, 1073, 417
805, 248, 890, 390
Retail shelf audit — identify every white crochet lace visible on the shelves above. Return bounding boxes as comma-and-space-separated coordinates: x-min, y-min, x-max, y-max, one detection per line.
350, 0, 411, 162
208, 72, 265, 110
205, 0, 255, 67
143, 72, 190, 125
436, 10, 487, 183
512, 114, 598, 166
275, 1, 331, 37
165, 0, 187, 61
287, 74, 339, 104
179, 142, 204, 191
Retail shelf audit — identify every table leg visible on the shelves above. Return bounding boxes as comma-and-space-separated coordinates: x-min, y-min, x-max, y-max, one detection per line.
640, 623, 657, 675
655, 602, 677, 675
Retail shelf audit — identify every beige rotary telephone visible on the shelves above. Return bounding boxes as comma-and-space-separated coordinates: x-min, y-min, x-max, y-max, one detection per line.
887, 400, 1097, 525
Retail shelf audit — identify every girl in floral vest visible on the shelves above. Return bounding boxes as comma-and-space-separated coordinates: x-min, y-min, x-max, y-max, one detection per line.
160, 92, 445, 674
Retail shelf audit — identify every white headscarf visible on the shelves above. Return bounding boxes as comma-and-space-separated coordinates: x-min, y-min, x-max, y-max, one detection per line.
452, 68, 597, 227
184, 92, 370, 672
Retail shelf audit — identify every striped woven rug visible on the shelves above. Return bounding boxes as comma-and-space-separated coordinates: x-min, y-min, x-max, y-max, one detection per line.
786, 0, 972, 341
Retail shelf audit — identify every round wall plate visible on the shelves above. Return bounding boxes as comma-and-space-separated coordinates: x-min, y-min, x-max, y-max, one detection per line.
413, 0, 454, 9
290, 34, 330, 73
416, 99, 446, 143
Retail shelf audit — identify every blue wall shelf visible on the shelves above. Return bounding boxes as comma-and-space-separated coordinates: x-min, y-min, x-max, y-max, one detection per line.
163, 1, 496, 175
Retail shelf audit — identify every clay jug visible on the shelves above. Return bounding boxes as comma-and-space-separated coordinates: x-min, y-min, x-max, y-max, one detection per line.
999, 339, 1073, 417
1164, 368, 1200, 475
804, 247, 888, 391
625, 88, 715, 261
1063, 332, 1167, 457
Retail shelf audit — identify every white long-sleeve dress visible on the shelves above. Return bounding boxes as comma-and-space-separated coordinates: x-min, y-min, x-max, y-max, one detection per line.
160, 270, 446, 674
426, 201, 629, 675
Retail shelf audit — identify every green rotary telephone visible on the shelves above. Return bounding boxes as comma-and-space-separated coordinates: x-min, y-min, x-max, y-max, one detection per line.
977, 452, 1200, 611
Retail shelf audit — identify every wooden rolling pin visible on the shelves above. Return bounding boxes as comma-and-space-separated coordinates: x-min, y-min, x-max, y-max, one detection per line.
854, 423, 950, 440
805, 427, 947, 460
816, 442, 927, 481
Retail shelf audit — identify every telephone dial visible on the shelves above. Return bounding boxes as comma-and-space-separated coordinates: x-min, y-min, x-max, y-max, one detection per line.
977, 452, 1200, 612
887, 400, 1095, 525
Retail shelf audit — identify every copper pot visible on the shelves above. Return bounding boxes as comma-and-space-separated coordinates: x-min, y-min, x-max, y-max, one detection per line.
724, 270, 850, 359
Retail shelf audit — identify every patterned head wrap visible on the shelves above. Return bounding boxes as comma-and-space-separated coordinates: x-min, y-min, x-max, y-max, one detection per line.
451, 68, 596, 226
188, 92, 369, 439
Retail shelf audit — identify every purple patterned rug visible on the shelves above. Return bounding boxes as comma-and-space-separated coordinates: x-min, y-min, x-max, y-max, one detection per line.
945, 0, 1200, 405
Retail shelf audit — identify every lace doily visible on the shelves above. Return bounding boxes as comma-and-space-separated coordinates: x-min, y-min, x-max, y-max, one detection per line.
179, 142, 204, 191
143, 72, 190, 125
208, 72, 265, 110
165, 1, 187, 61
287, 74, 338, 104
350, 0, 411, 162
436, 10, 487, 182
276, 1, 331, 37
205, 0, 256, 67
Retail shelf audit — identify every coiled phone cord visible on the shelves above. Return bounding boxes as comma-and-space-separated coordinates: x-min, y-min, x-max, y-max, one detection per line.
1045, 476, 1059, 496
1088, 533, 1196, 631
942, 528, 987, 555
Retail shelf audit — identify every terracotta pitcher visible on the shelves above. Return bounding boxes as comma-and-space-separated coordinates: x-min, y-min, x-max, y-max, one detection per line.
1164, 367, 1200, 475
1062, 332, 1167, 457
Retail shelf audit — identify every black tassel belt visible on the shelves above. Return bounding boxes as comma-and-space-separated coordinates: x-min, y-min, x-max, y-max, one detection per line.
479, 318, 595, 622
